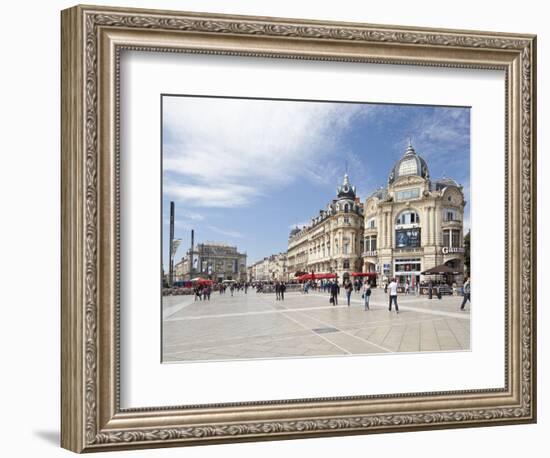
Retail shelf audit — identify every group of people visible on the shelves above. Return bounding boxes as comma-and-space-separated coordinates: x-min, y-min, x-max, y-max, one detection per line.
193, 284, 212, 301
218, 282, 250, 296
275, 282, 287, 301
327, 279, 374, 311
193, 281, 252, 301
192, 276, 471, 312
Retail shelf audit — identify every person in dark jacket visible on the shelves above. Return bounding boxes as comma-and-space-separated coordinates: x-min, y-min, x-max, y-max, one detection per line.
330, 281, 339, 305
460, 278, 471, 310
280, 282, 286, 301
344, 281, 353, 306
194, 286, 202, 301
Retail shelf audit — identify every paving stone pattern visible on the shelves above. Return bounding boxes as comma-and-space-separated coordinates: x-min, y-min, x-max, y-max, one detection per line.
162, 289, 470, 363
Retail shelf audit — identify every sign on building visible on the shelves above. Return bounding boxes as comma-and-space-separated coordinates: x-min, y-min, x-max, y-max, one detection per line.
395, 228, 421, 248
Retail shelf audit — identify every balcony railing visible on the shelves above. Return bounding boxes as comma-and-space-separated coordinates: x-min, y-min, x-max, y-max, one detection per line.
442, 218, 462, 223
394, 247, 424, 254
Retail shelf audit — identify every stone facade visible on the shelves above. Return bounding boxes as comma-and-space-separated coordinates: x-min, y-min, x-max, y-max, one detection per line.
287, 174, 364, 283
178, 242, 247, 282
248, 253, 288, 282
362, 142, 466, 287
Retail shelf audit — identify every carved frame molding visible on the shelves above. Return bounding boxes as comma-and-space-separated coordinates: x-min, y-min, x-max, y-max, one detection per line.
61, 5, 536, 453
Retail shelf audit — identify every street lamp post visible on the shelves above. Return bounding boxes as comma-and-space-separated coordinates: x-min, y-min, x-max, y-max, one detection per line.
168, 201, 181, 287
169, 201, 174, 287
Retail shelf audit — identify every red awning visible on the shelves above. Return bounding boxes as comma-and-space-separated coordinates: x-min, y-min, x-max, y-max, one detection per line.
316, 273, 337, 280
192, 278, 214, 285
298, 272, 336, 281
351, 272, 377, 277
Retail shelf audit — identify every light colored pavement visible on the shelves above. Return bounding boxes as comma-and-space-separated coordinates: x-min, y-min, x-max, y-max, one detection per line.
162, 289, 471, 363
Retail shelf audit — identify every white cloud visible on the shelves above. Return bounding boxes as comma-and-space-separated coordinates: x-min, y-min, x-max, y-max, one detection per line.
164, 183, 258, 208
163, 97, 371, 208
184, 211, 204, 221
207, 225, 244, 239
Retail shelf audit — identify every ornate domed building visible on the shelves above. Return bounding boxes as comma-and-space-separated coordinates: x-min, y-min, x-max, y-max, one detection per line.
287, 174, 364, 282
363, 141, 466, 290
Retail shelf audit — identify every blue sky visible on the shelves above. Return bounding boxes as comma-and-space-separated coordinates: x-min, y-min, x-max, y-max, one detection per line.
162, 96, 470, 269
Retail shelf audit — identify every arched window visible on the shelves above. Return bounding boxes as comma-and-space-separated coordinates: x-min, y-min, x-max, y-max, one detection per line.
344, 203, 349, 213
396, 210, 420, 225
366, 217, 376, 229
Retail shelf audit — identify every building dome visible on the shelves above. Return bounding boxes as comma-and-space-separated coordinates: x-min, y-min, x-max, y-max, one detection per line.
388, 141, 430, 185
433, 177, 460, 190
337, 174, 356, 200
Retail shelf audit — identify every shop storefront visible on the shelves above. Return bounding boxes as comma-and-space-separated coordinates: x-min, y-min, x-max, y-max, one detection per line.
394, 258, 421, 290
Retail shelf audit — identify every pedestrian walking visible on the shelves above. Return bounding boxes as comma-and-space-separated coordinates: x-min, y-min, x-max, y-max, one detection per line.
460, 278, 471, 310
330, 281, 338, 305
280, 282, 286, 301
345, 281, 353, 306
194, 286, 202, 301
275, 282, 280, 301
388, 278, 399, 313
362, 282, 371, 310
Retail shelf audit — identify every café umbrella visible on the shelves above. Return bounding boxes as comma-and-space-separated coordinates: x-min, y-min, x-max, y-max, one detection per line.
420, 264, 461, 285
421, 265, 461, 275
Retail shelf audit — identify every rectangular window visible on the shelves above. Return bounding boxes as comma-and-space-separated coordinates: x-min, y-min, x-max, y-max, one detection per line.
394, 258, 421, 273
395, 188, 420, 201
452, 230, 460, 247
365, 236, 377, 252
444, 208, 459, 222
343, 259, 350, 269
443, 230, 450, 247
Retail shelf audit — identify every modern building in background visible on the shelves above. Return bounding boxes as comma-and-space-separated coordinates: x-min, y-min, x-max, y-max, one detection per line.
362, 142, 466, 287
177, 241, 247, 282
287, 174, 364, 283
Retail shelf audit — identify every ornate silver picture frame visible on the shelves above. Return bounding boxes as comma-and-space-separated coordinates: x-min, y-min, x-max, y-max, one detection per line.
61, 4, 536, 453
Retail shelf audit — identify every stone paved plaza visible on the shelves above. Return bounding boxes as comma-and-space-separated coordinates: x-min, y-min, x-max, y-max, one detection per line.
162, 289, 470, 363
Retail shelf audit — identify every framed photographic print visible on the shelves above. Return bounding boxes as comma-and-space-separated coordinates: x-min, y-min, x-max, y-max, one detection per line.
61, 4, 537, 453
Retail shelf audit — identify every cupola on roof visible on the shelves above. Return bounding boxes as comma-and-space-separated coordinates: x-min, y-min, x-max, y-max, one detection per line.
337, 174, 356, 200
388, 140, 430, 185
